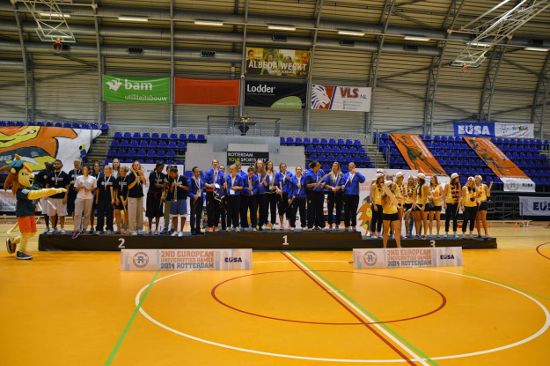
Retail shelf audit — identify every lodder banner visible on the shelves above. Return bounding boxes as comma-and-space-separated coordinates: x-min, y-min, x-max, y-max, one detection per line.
454, 121, 495, 137
103, 75, 170, 104
120, 248, 252, 271
311, 84, 372, 112
227, 151, 269, 166
494, 122, 535, 139
245, 80, 306, 109
519, 196, 550, 216
353, 247, 464, 269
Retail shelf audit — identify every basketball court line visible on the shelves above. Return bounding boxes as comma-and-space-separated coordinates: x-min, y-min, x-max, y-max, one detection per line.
283, 251, 436, 366
104, 270, 160, 366
535, 242, 550, 261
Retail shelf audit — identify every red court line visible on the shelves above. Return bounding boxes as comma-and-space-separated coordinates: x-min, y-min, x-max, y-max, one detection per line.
211, 270, 446, 326
536, 242, 550, 261
281, 252, 416, 366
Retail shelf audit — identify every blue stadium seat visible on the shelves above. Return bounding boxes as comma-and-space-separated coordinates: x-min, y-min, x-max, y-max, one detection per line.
142, 132, 151, 140
152, 133, 160, 140
188, 134, 197, 142
286, 137, 294, 145
280, 137, 286, 145
177, 141, 187, 151
161, 133, 169, 140
170, 133, 178, 140
168, 141, 177, 149
139, 140, 148, 148
337, 139, 345, 146
100, 123, 109, 134
197, 134, 206, 143
123, 132, 131, 139
295, 137, 303, 145
303, 137, 311, 145
114, 132, 123, 139
133, 132, 141, 140
179, 133, 187, 142
312, 138, 320, 145
149, 140, 158, 148
320, 138, 328, 146
158, 141, 168, 148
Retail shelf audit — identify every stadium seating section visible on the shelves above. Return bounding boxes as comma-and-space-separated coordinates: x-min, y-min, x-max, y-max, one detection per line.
376, 133, 550, 189
280, 136, 373, 173
0, 120, 109, 135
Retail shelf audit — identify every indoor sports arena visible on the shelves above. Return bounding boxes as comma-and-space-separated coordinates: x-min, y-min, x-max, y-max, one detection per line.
1, 1, 550, 365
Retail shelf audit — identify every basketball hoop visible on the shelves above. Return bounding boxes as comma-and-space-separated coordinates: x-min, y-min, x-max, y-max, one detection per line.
52, 37, 63, 53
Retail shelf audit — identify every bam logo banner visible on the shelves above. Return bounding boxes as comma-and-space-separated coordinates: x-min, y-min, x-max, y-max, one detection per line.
0, 126, 100, 171
103, 75, 170, 104
311, 85, 372, 112
453, 121, 495, 137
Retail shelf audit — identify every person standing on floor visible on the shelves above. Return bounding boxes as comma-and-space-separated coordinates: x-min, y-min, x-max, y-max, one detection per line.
95, 165, 115, 234
241, 167, 259, 231
429, 175, 443, 237
304, 161, 325, 230
146, 163, 166, 235
369, 173, 384, 237
475, 175, 492, 238
288, 166, 307, 230
381, 181, 402, 248
67, 160, 82, 218
254, 160, 269, 231
265, 160, 278, 229
90, 161, 102, 232
412, 173, 430, 239
162, 164, 173, 233
127, 160, 147, 236
219, 165, 228, 231
72, 166, 97, 239
235, 161, 248, 229
342, 162, 366, 232
204, 159, 225, 232
169, 166, 189, 237
224, 164, 243, 231
324, 162, 344, 231
443, 173, 461, 238
275, 163, 294, 230
189, 166, 205, 235
47, 159, 69, 233
35, 162, 53, 233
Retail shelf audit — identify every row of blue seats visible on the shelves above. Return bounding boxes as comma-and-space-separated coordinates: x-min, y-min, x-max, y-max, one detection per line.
0, 120, 108, 132
104, 158, 185, 166
376, 132, 549, 147
111, 140, 187, 149
307, 161, 373, 171
281, 137, 363, 147
307, 154, 371, 164
107, 148, 177, 159
113, 132, 206, 143
305, 145, 366, 154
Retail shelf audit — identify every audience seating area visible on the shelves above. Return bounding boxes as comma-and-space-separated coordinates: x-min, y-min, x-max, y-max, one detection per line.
0, 120, 109, 134
280, 136, 373, 172
376, 133, 550, 190
107, 132, 206, 165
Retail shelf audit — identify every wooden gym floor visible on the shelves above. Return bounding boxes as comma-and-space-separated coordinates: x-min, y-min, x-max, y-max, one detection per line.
0, 222, 549, 366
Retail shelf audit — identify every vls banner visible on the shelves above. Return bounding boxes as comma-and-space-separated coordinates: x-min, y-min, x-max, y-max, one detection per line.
103, 75, 170, 103
244, 80, 306, 109
311, 85, 372, 112
519, 196, 550, 216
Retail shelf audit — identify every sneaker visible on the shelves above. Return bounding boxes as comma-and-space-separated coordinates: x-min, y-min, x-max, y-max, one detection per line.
71, 231, 81, 239
16, 251, 32, 260
444, 233, 448, 238
235, 227, 241, 232
178, 231, 184, 237
5, 238, 15, 254
131, 231, 138, 236
334, 226, 340, 231
43, 227, 50, 234
289, 227, 294, 231
59, 229, 66, 234
171, 231, 178, 237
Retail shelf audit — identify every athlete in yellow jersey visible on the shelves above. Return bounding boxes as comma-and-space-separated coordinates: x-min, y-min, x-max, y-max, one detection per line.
381, 181, 401, 248
403, 176, 416, 238
461, 176, 478, 239
412, 173, 430, 238
428, 176, 443, 237
475, 175, 492, 238
369, 174, 384, 238
443, 173, 461, 238
395, 172, 405, 219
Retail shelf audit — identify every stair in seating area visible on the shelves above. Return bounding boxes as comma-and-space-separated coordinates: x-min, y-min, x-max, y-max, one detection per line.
365, 144, 388, 169
85, 135, 111, 164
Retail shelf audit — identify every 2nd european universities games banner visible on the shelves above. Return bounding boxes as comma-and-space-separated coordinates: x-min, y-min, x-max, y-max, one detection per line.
390, 133, 447, 176
103, 75, 170, 104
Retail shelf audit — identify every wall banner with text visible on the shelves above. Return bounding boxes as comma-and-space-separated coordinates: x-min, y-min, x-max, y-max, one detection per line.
103, 75, 170, 104
174, 78, 240, 106
244, 80, 306, 109
245, 47, 309, 77
311, 85, 372, 112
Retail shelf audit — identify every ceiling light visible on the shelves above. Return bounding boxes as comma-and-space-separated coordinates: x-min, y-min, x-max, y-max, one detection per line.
467, 41, 492, 47
404, 36, 431, 42
39, 12, 70, 18
118, 16, 149, 22
337, 30, 365, 37
524, 47, 549, 52
194, 20, 224, 27
267, 24, 296, 31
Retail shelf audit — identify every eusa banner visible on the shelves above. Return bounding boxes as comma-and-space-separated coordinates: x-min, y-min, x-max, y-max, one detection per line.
454, 121, 535, 138
103, 75, 170, 104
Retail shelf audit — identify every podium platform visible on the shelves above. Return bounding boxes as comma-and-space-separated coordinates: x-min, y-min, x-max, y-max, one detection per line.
38, 231, 497, 251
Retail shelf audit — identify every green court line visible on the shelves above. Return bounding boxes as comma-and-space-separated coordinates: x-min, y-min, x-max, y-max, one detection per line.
461, 270, 550, 302
104, 270, 160, 366
288, 252, 439, 366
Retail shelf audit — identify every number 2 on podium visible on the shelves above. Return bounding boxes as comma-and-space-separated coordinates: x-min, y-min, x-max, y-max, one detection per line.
118, 238, 126, 249
282, 235, 289, 246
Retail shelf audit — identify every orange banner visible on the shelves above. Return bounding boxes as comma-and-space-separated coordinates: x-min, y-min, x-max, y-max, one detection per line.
463, 137, 528, 178
390, 133, 446, 175
174, 78, 240, 106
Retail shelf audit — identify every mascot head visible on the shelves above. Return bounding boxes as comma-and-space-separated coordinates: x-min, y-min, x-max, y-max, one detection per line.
1, 154, 35, 194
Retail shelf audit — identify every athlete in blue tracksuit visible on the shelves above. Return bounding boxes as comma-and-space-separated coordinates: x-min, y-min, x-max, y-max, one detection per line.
241, 167, 259, 230
225, 165, 244, 231
288, 166, 307, 230
304, 161, 326, 230
341, 162, 366, 231
274, 163, 294, 230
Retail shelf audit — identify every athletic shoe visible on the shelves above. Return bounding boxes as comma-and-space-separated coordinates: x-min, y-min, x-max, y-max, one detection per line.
289, 227, 294, 231
6, 238, 15, 254
334, 226, 340, 231
235, 227, 241, 232
444, 233, 448, 238
171, 231, 178, 237
131, 231, 138, 236
71, 231, 81, 239
351, 227, 357, 232
178, 231, 184, 237
43, 227, 50, 234
16, 251, 32, 260
59, 229, 66, 234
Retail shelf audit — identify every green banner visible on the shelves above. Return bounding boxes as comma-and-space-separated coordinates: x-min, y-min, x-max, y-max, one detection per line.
103, 75, 170, 104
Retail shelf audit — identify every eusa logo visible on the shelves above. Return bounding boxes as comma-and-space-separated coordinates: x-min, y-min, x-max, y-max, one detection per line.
457, 123, 493, 136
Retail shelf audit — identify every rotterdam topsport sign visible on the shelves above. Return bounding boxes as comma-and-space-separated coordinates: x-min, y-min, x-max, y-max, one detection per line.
244, 81, 306, 109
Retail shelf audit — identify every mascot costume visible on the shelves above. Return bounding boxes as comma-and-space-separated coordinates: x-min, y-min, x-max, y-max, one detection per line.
2, 155, 66, 260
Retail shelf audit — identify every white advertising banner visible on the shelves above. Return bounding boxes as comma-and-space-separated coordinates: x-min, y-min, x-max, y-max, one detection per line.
353, 247, 464, 269
494, 122, 535, 139
120, 248, 252, 271
519, 196, 550, 216
311, 85, 372, 112
501, 177, 536, 192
